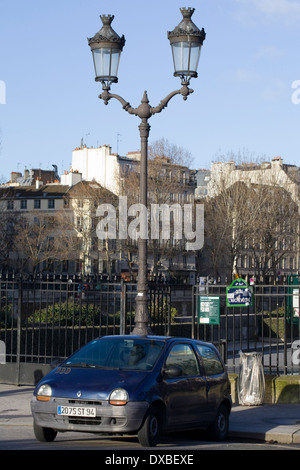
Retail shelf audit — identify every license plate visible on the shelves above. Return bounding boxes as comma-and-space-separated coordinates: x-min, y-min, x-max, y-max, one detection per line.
57, 405, 96, 417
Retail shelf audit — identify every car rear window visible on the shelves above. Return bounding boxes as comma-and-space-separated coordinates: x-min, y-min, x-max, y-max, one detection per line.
196, 344, 224, 376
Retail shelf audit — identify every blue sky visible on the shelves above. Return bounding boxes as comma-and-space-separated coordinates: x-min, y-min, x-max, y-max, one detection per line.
0, 0, 300, 180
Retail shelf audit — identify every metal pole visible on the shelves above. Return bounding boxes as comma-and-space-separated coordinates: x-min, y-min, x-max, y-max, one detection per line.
132, 120, 152, 336
16, 280, 22, 385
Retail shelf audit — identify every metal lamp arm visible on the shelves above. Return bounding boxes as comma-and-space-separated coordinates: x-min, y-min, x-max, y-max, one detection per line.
99, 82, 193, 120
99, 87, 137, 115
150, 83, 194, 115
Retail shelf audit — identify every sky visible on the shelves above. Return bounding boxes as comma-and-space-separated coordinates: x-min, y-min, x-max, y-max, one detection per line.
0, 0, 300, 181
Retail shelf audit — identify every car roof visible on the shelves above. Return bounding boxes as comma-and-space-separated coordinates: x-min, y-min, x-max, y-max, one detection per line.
99, 335, 215, 347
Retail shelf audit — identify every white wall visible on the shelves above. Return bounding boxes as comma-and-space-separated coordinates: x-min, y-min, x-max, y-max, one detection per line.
71, 146, 119, 194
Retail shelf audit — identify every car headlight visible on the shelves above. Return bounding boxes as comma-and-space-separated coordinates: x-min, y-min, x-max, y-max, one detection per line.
109, 388, 128, 406
36, 384, 52, 402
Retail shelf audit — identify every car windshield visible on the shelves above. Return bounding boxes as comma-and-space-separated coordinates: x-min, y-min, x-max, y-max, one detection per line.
63, 337, 165, 371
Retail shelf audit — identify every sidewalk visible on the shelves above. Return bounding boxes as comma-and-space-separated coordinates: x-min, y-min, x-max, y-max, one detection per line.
1, 383, 300, 444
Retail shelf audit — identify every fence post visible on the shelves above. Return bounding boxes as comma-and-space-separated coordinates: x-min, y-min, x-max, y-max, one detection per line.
120, 280, 126, 335
191, 285, 196, 339
166, 286, 171, 337
16, 280, 22, 385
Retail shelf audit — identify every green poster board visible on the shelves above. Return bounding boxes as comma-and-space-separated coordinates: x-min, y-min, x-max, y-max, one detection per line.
226, 278, 253, 307
199, 296, 220, 325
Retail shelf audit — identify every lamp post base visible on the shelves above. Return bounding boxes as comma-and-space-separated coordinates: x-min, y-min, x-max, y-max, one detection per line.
131, 292, 153, 336
131, 324, 152, 336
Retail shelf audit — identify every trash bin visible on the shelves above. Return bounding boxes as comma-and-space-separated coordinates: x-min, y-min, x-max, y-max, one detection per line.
238, 352, 265, 405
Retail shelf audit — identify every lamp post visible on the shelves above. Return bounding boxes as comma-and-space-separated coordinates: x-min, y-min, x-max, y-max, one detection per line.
88, 8, 205, 336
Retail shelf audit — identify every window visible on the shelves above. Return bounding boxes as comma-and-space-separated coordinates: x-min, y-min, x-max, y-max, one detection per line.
48, 199, 55, 209
196, 345, 224, 376
165, 343, 199, 376
34, 199, 41, 209
7, 200, 14, 210
20, 200, 27, 210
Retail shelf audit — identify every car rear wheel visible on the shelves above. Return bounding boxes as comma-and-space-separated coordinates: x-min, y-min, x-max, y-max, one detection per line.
208, 404, 229, 441
137, 406, 161, 447
33, 421, 57, 442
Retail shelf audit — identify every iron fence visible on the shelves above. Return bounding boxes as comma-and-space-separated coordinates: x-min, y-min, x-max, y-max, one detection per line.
0, 273, 300, 384
0, 274, 173, 383
192, 282, 300, 375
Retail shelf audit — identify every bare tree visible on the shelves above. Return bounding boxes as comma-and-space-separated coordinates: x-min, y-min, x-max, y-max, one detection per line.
245, 185, 299, 279
202, 163, 300, 281
149, 137, 193, 167
119, 140, 195, 279
13, 212, 71, 274
202, 181, 257, 279
63, 181, 118, 275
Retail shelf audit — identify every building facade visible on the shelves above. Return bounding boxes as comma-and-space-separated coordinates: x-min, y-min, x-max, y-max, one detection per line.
195, 157, 300, 282
3, 147, 298, 284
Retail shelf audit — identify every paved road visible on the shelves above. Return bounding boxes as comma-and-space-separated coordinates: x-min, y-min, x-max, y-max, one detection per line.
1, 424, 300, 451
2, 384, 300, 453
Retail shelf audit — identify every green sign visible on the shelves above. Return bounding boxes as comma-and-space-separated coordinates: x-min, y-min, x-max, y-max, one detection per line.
226, 278, 253, 307
199, 296, 220, 325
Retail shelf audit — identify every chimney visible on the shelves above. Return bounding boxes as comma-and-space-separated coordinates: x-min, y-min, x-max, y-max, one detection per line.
36, 178, 43, 189
11, 172, 21, 183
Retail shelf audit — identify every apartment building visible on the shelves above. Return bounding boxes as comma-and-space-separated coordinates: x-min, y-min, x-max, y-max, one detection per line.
0, 182, 70, 273
195, 157, 300, 281
71, 145, 140, 195
0, 143, 198, 282
70, 146, 198, 283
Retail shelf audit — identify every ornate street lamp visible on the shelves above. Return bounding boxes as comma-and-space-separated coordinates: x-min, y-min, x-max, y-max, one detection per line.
88, 15, 125, 86
88, 8, 205, 336
168, 8, 206, 84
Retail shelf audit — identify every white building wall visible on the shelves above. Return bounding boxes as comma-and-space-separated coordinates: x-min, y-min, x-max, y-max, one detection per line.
60, 171, 82, 186
207, 158, 299, 205
71, 146, 120, 194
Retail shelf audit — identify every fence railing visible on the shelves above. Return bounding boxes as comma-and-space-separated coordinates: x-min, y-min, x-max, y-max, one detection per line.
0, 274, 300, 384
0, 275, 173, 369
192, 283, 300, 375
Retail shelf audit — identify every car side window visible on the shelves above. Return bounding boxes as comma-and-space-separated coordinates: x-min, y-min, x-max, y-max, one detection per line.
196, 345, 224, 376
165, 344, 200, 376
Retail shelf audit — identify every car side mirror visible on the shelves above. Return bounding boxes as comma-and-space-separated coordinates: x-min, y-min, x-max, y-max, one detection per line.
163, 364, 183, 378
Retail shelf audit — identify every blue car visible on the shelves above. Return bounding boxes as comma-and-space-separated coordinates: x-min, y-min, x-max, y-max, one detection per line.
31, 335, 231, 447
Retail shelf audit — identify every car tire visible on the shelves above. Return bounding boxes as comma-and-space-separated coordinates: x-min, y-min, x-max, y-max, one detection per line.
33, 421, 57, 442
137, 406, 161, 447
208, 404, 229, 441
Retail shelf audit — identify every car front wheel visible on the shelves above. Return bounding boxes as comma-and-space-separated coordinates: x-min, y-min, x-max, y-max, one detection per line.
33, 421, 57, 442
137, 406, 161, 447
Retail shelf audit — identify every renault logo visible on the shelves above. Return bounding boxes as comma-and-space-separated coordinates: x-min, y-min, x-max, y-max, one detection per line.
77, 391, 82, 398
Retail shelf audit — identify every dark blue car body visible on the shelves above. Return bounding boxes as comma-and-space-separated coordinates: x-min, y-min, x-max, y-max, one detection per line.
31, 335, 231, 446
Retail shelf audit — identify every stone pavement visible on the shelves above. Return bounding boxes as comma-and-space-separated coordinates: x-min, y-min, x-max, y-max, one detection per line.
1, 383, 300, 444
